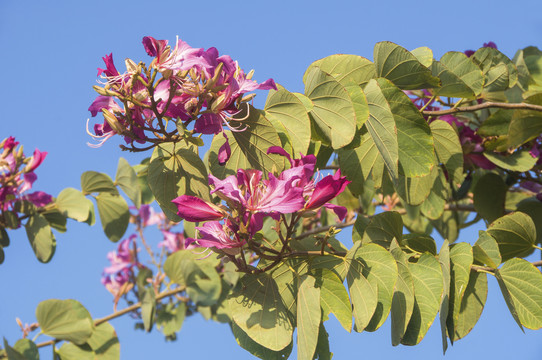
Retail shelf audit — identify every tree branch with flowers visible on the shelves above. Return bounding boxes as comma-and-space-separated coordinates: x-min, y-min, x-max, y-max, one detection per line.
3, 37, 542, 360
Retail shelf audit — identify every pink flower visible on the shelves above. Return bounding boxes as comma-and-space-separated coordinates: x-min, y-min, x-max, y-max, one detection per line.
158, 230, 187, 253
171, 195, 225, 222
104, 235, 139, 274
305, 170, 350, 211
25, 149, 47, 173
187, 220, 245, 251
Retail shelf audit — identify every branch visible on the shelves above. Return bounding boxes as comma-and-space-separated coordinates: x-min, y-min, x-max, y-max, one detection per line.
34, 286, 186, 349
422, 102, 542, 116
295, 203, 476, 241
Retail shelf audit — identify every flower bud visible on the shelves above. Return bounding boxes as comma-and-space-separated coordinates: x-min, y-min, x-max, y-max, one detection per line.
102, 109, 124, 133
211, 94, 227, 112
92, 85, 120, 97
205, 62, 224, 90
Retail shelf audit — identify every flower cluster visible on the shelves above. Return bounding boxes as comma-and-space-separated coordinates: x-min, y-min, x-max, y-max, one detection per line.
0, 137, 52, 228
88, 36, 276, 157
101, 235, 140, 297
172, 147, 350, 255
101, 204, 194, 299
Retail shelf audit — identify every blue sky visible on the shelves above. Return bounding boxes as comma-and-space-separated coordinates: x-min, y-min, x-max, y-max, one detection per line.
1, 0, 541, 358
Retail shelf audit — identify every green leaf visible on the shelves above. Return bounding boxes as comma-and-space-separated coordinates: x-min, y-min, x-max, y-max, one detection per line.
364, 79, 399, 180
477, 109, 513, 137
348, 243, 398, 331
209, 108, 286, 179
231, 322, 293, 360
487, 212, 536, 261
390, 244, 415, 346
57, 343, 94, 360
36, 299, 94, 345
313, 324, 332, 360
483, 150, 537, 172
229, 273, 293, 351
374, 41, 440, 90
438, 241, 451, 354
156, 302, 186, 336
3, 339, 27, 360
80, 171, 118, 195
25, 214, 56, 263
304, 67, 357, 149
411, 47, 433, 68
446, 243, 473, 343
95, 193, 129, 243
149, 141, 210, 222
376, 78, 435, 177
473, 173, 507, 223
304, 54, 375, 88
346, 256, 378, 333
432, 52, 484, 98
496, 258, 542, 330
56, 188, 91, 222
314, 269, 352, 332
42, 210, 67, 234
395, 166, 437, 206
516, 199, 542, 244
402, 233, 437, 255
264, 88, 311, 154
473, 231, 502, 268
401, 253, 443, 345
0, 227, 9, 247
431, 210, 459, 243
507, 110, 542, 148
297, 275, 321, 360
360, 211, 403, 248
430, 120, 464, 184
13, 339, 39, 360
452, 271, 488, 340
115, 158, 141, 208
472, 47, 518, 89
337, 132, 380, 196
141, 287, 155, 332
164, 250, 222, 306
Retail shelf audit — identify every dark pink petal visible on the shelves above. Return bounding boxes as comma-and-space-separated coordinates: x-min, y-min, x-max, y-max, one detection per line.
142, 36, 168, 58
20, 172, 37, 193
483, 41, 497, 49
194, 113, 223, 134
88, 96, 121, 117
25, 191, 53, 207
3, 136, 18, 151
246, 173, 305, 214
305, 170, 350, 210
172, 195, 224, 222
25, 149, 47, 173
466, 154, 496, 170
97, 53, 119, 77
209, 174, 245, 205
218, 134, 231, 165
323, 203, 348, 221
267, 146, 292, 163
188, 221, 244, 249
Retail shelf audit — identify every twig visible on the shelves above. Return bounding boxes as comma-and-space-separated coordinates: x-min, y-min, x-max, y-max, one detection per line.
422, 102, 542, 116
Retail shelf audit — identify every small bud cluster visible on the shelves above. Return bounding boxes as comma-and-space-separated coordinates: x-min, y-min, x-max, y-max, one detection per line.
0, 137, 52, 229
88, 36, 276, 156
